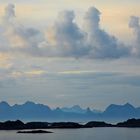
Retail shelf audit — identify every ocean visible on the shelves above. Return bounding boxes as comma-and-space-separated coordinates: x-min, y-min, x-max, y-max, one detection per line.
0, 127, 140, 140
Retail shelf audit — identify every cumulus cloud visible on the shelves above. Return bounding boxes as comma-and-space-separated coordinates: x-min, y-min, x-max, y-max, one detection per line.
0, 3, 46, 56
0, 4, 139, 59
46, 10, 89, 58
83, 7, 130, 58
4, 4, 15, 21
129, 16, 140, 56
46, 7, 130, 59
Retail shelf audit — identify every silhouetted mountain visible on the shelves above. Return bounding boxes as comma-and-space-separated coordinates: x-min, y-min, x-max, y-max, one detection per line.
104, 103, 135, 114
61, 105, 86, 114
86, 107, 93, 114
0, 102, 12, 119
61, 105, 102, 114
85, 121, 113, 127
103, 103, 138, 120
0, 101, 10, 109
0, 101, 140, 122
0, 101, 52, 121
92, 109, 102, 113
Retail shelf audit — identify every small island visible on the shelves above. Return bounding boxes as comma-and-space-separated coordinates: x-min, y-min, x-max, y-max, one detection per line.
17, 130, 53, 134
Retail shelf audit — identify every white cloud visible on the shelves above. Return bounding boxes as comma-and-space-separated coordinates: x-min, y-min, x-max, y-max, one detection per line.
83, 7, 130, 58
129, 16, 140, 56
0, 4, 139, 59
0, 3, 47, 56
4, 4, 15, 22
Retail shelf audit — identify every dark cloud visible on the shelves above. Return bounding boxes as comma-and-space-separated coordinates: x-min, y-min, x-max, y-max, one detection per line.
49, 10, 89, 58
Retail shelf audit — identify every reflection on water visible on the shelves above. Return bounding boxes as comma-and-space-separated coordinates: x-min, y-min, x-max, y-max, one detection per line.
0, 128, 140, 140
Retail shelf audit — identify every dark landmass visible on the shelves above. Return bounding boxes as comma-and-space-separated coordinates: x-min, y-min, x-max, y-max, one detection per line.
17, 130, 53, 134
50, 122, 82, 128
116, 118, 140, 128
0, 120, 25, 130
0, 119, 140, 130
0, 101, 140, 122
0, 120, 83, 130
84, 121, 113, 128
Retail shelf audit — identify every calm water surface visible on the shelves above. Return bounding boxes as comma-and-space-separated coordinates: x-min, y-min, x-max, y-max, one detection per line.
0, 128, 140, 140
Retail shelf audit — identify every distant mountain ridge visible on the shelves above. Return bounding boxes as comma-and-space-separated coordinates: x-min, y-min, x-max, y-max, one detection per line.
0, 101, 140, 122
61, 105, 101, 114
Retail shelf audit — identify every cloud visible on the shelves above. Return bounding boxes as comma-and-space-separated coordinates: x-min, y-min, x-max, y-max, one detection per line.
4, 4, 15, 22
129, 16, 140, 56
46, 10, 89, 58
0, 3, 46, 56
83, 7, 130, 58
11, 70, 47, 78
0, 4, 139, 59
46, 7, 130, 59
54, 71, 140, 87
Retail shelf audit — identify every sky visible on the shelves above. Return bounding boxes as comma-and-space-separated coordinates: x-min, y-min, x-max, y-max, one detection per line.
0, 0, 140, 110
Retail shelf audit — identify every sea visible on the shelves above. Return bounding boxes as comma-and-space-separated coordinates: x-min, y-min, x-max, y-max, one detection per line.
0, 128, 140, 140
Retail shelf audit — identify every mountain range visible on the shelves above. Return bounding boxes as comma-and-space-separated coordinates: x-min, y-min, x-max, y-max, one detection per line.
0, 101, 140, 122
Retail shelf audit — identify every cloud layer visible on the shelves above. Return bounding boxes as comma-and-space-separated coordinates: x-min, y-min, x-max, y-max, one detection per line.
129, 16, 140, 56
0, 4, 139, 59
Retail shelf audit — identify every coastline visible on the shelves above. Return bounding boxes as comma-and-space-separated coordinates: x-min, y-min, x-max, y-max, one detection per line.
0, 118, 140, 130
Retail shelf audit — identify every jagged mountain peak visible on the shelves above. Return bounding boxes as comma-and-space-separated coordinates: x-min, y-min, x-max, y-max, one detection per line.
0, 101, 10, 107
86, 107, 93, 113
106, 103, 134, 110
124, 103, 134, 108
24, 101, 36, 106
61, 105, 86, 114
0, 101, 139, 121
71, 105, 82, 109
